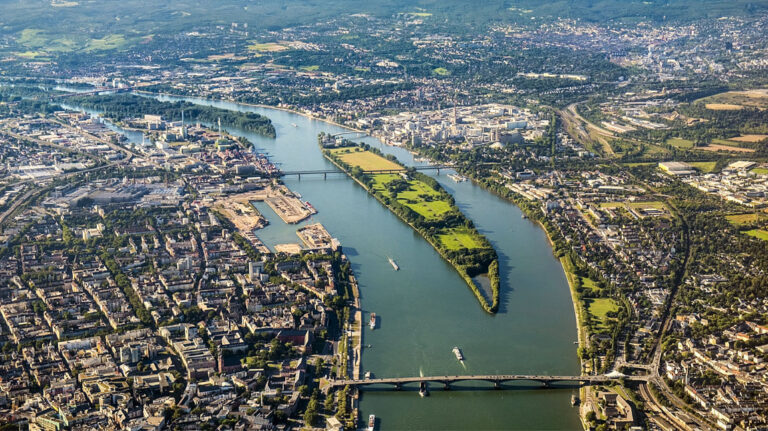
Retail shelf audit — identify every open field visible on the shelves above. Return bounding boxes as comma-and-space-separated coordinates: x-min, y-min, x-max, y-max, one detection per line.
730, 134, 768, 143
705, 103, 744, 111
698, 89, 768, 110
586, 298, 619, 333
745, 229, 768, 241
666, 137, 694, 148
699, 144, 755, 153
726, 213, 768, 226
753, 168, 768, 175
437, 227, 485, 250
247, 42, 289, 52
329, 147, 403, 171
689, 161, 718, 172
433, 67, 451, 76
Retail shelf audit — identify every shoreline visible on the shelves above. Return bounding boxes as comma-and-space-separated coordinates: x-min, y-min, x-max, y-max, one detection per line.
321, 149, 499, 314
133, 90, 583, 335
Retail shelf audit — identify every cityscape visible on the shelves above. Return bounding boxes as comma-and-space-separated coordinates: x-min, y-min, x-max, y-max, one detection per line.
1, 0, 768, 430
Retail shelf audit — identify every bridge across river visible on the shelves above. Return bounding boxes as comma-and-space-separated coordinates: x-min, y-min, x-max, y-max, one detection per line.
325, 373, 650, 391
280, 164, 454, 179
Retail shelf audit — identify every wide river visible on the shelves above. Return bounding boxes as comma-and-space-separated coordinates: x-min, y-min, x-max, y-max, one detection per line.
93, 94, 581, 430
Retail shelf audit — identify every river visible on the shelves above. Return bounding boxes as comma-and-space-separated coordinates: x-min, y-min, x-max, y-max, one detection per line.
78, 94, 582, 430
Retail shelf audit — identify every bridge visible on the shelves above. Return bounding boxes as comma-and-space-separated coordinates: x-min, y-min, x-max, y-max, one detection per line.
324, 373, 649, 392
280, 164, 454, 179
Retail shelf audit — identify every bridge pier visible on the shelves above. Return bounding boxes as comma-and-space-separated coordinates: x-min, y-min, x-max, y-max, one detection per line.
394, 382, 402, 391
297, 173, 301, 181
323, 172, 327, 180
442, 382, 450, 390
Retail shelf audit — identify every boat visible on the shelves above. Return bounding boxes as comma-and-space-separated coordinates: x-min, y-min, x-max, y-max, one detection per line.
369, 313, 377, 330
448, 173, 467, 182
291, 123, 298, 128
419, 381, 429, 397
571, 394, 579, 406
368, 414, 375, 431
388, 257, 399, 271
521, 213, 528, 219
364, 371, 373, 379
452, 346, 464, 361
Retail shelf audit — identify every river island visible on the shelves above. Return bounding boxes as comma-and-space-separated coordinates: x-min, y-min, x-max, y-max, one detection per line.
320, 135, 501, 313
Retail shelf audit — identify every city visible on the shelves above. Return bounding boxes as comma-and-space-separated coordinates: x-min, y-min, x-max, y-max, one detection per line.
0, 1, 768, 430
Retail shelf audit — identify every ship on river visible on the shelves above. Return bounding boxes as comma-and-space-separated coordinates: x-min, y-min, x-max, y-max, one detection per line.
388, 257, 399, 271
453, 346, 464, 361
369, 313, 377, 330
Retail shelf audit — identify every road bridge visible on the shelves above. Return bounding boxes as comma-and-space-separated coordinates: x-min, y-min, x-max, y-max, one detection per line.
280, 164, 454, 179
324, 373, 649, 391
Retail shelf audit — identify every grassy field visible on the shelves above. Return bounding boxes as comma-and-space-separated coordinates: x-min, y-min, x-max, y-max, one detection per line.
247, 42, 289, 52
752, 168, 768, 175
330, 147, 403, 171
745, 229, 768, 241
666, 137, 694, 148
689, 161, 718, 173
299, 65, 319, 71
433, 67, 451, 76
731, 134, 768, 143
396, 180, 452, 219
698, 90, 768, 110
586, 298, 619, 333
727, 213, 768, 226
438, 228, 485, 250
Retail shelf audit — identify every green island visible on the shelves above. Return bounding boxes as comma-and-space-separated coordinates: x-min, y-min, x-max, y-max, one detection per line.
320, 138, 500, 313
66, 93, 277, 138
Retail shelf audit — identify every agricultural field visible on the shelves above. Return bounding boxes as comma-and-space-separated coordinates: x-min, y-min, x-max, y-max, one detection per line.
745, 229, 768, 241
247, 42, 289, 52
697, 89, 768, 110
726, 213, 768, 226
730, 134, 768, 143
585, 298, 619, 333
15, 28, 129, 54
329, 147, 403, 171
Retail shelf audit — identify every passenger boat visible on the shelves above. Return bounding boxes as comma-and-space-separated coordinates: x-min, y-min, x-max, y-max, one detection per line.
364, 371, 372, 379
369, 313, 377, 330
452, 346, 464, 361
571, 394, 579, 406
388, 257, 399, 271
368, 414, 375, 431
448, 173, 467, 182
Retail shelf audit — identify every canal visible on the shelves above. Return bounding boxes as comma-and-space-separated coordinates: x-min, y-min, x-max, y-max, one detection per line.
87, 94, 582, 430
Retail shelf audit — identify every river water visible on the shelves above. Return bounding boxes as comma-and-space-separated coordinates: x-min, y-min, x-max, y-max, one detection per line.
81, 94, 582, 430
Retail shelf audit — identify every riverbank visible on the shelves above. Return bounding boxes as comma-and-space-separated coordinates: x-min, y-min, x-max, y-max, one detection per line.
322, 145, 500, 313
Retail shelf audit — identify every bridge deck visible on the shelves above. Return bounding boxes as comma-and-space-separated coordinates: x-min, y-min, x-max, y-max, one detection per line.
327, 374, 648, 388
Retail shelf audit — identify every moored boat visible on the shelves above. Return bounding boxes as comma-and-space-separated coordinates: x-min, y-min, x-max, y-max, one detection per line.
368, 414, 375, 431
369, 313, 377, 330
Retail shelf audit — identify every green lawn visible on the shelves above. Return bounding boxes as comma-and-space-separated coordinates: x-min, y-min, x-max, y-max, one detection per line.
438, 228, 485, 250
331, 148, 403, 171
433, 67, 451, 76
745, 229, 768, 241
752, 168, 768, 175
727, 213, 768, 226
689, 161, 718, 173
666, 137, 694, 149
586, 298, 619, 333
299, 65, 319, 71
